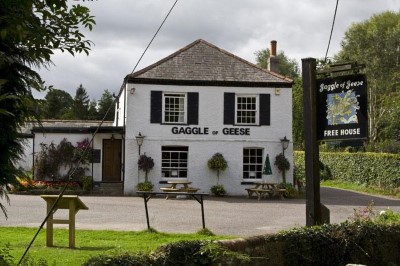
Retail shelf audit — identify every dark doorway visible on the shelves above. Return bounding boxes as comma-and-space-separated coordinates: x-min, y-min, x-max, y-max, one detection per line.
102, 139, 122, 182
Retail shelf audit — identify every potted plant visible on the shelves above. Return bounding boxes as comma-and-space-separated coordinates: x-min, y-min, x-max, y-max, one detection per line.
137, 154, 154, 191
274, 153, 290, 183
207, 153, 228, 196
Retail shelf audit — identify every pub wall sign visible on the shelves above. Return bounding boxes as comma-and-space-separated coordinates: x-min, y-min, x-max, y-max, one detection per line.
316, 74, 368, 141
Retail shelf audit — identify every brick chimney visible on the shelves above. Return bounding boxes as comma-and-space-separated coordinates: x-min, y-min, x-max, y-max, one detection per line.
268, 40, 280, 73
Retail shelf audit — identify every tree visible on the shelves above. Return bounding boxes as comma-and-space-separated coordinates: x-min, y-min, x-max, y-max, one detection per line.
87, 99, 99, 120
255, 49, 300, 79
43, 88, 73, 119
97, 89, 115, 121
0, 0, 95, 217
335, 11, 400, 147
73, 84, 90, 120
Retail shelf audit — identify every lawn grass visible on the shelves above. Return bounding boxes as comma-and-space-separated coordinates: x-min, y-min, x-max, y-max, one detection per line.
1, 227, 234, 265
321, 180, 400, 199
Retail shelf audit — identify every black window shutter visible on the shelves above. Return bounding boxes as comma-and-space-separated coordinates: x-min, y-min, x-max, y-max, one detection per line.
150, 91, 162, 123
224, 92, 235, 125
187, 92, 199, 125
259, 94, 271, 125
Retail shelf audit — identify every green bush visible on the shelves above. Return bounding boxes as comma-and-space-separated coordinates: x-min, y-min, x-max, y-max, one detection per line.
277, 183, 298, 198
83, 253, 153, 266
294, 151, 400, 189
279, 223, 400, 266
210, 184, 226, 196
136, 181, 153, 192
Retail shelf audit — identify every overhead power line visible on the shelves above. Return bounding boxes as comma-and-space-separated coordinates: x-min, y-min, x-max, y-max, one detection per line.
324, 0, 339, 62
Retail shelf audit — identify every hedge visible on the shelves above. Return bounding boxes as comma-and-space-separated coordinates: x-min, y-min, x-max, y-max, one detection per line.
294, 151, 400, 189
81, 223, 400, 265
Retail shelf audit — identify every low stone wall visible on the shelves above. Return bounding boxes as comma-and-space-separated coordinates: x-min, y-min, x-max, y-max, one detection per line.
215, 223, 400, 266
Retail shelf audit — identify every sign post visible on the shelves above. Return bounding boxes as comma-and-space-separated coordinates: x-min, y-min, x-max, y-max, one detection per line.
302, 58, 322, 226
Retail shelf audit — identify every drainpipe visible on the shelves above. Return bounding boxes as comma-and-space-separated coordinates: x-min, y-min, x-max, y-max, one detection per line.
31, 130, 35, 180
121, 83, 127, 193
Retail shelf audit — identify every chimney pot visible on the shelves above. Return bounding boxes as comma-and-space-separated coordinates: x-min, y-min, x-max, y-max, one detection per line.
270, 40, 277, 57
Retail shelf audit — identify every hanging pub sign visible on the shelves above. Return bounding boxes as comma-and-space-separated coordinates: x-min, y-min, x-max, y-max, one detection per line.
316, 74, 368, 141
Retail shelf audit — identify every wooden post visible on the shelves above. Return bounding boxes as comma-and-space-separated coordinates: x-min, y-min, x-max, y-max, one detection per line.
302, 58, 322, 226
46, 200, 54, 247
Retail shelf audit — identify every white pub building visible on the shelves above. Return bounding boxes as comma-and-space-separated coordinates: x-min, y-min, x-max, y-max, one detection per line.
116, 39, 293, 195
20, 39, 293, 196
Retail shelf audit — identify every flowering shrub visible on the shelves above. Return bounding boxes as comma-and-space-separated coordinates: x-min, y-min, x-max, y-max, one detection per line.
349, 201, 400, 225
15, 176, 81, 191
34, 138, 93, 181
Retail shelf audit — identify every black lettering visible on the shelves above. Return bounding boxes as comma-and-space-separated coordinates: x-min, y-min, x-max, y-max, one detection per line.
172, 127, 178, 134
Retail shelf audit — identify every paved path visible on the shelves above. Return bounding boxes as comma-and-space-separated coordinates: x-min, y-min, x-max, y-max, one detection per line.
1, 188, 399, 237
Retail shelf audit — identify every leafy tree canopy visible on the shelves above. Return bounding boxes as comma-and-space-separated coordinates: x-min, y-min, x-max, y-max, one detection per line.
0, 0, 95, 217
255, 48, 300, 79
335, 11, 400, 145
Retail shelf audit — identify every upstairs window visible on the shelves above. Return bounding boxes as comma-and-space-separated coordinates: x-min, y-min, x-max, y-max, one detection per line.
163, 93, 186, 123
151, 91, 198, 125
224, 92, 270, 126
236, 95, 258, 125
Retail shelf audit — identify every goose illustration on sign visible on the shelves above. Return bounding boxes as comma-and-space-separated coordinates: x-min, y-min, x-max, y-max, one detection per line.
326, 90, 360, 125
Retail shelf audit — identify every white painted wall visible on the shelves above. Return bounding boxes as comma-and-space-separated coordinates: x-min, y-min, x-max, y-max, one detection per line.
123, 83, 293, 196
17, 138, 34, 171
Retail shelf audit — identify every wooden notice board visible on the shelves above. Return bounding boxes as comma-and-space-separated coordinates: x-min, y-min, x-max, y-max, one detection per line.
41, 195, 88, 248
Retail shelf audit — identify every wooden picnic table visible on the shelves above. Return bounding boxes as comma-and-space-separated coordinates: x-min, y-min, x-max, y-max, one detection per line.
160, 180, 199, 199
245, 182, 286, 200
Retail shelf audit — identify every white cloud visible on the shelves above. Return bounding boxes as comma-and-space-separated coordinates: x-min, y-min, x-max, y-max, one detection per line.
35, 0, 400, 100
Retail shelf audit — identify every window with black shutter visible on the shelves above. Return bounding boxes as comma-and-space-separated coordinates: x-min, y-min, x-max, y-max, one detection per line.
150, 91, 198, 125
150, 91, 162, 124
223, 92, 270, 126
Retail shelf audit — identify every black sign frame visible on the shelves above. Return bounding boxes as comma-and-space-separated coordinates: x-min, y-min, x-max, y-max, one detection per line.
316, 74, 368, 141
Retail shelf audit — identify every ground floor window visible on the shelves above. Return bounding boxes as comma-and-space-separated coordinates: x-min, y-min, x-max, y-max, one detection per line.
243, 148, 263, 179
161, 146, 188, 178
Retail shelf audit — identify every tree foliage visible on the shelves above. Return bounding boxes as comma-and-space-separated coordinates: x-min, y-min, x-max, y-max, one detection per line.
97, 89, 115, 121
43, 88, 74, 119
335, 11, 400, 146
0, 0, 95, 217
72, 84, 90, 120
255, 48, 300, 79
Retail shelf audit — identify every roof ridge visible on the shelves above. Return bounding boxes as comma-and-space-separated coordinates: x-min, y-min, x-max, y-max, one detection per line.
127, 39, 293, 84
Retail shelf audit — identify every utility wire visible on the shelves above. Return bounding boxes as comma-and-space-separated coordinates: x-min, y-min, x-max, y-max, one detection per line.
324, 0, 339, 63
18, 1, 179, 264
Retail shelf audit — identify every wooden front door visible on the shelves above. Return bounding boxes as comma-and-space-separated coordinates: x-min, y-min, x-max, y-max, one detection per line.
102, 139, 122, 182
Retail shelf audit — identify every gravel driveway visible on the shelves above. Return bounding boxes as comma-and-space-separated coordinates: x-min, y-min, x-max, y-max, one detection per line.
1, 187, 399, 237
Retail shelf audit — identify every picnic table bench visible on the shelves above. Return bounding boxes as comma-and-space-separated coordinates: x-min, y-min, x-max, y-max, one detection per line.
246, 182, 286, 200
160, 181, 199, 199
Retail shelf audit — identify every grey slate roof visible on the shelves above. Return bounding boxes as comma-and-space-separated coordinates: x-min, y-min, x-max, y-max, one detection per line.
126, 39, 292, 87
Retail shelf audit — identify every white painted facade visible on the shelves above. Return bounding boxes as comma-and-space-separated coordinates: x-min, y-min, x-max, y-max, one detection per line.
122, 83, 293, 196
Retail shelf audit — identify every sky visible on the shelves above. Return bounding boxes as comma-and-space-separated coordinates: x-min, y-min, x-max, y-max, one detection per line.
35, 0, 400, 100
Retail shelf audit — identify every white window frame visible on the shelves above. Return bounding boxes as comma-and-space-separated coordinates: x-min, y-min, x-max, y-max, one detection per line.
243, 147, 263, 180
235, 94, 259, 125
161, 146, 188, 179
162, 92, 187, 124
